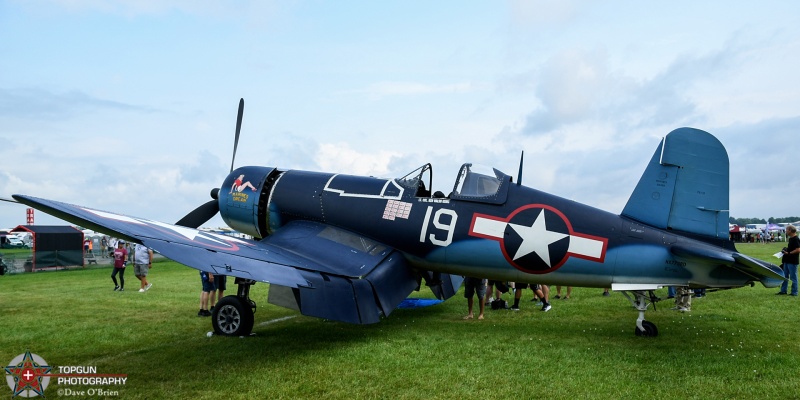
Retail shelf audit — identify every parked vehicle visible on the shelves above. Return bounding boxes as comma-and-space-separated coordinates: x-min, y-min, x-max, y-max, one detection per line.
2, 237, 29, 249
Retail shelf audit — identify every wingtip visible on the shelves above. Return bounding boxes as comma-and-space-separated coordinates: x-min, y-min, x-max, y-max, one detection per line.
10, 194, 37, 206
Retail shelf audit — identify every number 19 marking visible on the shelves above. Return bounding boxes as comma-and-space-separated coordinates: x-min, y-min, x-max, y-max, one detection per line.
419, 206, 458, 247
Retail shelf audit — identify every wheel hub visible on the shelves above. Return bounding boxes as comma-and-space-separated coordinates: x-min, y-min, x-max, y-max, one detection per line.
217, 305, 242, 334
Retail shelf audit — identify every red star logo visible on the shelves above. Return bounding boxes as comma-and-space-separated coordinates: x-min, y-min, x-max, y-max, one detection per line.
5, 351, 51, 397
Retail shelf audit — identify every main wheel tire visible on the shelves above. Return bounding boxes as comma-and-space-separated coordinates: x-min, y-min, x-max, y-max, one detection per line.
634, 320, 658, 337
212, 296, 254, 336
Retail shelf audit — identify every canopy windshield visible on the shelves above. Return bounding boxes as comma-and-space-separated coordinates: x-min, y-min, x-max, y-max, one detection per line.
397, 162, 510, 204
451, 163, 510, 204
397, 163, 433, 198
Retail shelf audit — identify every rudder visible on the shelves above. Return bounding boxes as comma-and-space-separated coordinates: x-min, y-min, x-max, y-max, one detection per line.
622, 127, 729, 239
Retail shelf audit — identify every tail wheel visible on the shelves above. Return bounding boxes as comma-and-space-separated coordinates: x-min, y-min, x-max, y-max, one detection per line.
212, 296, 254, 336
634, 320, 658, 337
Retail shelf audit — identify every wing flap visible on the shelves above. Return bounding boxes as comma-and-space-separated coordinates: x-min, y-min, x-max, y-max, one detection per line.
263, 223, 420, 324
265, 250, 419, 324
297, 271, 365, 323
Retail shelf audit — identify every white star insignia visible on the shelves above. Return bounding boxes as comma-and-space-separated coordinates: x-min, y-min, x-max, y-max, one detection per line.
84, 208, 244, 247
508, 209, 568, 266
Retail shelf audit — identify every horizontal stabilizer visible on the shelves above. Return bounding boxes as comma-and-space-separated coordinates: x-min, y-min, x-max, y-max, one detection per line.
671, 244, 785, 288
671, 244, 735, 265
622, 128, 729, 239
731, 253, 785, 287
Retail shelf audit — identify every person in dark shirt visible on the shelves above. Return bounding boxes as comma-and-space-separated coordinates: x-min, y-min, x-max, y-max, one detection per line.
777, 225, 800, 296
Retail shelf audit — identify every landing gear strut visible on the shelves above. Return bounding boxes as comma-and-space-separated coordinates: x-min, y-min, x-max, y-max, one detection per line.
211, 278, 257, 336
620, 290, 660, 337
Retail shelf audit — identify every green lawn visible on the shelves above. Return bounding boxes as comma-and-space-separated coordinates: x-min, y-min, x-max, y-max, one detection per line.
1, 242, 798, 399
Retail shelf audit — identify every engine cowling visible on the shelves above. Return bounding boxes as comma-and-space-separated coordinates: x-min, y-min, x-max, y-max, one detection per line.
218, 166, 281, 239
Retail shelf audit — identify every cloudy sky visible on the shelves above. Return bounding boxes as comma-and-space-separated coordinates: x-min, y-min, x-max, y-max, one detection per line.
1, 0, 799, 229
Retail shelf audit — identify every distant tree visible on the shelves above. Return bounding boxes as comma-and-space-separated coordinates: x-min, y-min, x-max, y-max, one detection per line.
729, 217, 767, 226
768, 217, 800, 224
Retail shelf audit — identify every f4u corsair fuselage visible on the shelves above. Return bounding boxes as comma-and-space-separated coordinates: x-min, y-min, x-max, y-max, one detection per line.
14, 127, 784, 337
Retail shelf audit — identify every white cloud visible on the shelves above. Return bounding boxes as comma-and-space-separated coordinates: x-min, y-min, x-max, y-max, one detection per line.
314, 142, 401, 177
519, 38, 753, 140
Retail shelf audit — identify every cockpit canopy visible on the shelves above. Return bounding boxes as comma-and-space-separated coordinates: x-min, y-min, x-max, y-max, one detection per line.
397, 163, 433, 198
450, 163, 509, 204
398, 162, 510, 205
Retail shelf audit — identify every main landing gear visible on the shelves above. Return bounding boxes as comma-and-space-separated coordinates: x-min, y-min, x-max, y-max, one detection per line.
212, 278, 257, 336
620, 290, 660, 337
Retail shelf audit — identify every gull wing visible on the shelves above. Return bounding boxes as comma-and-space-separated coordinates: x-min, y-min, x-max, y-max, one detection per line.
13, 195, 419, 323
14, 195, 308, 287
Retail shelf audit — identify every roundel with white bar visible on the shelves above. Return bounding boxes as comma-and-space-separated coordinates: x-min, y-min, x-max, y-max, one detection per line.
469, 204, 608, 274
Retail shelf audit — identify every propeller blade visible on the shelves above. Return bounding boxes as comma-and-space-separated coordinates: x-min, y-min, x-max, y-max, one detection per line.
230, 98, 244, 173
175, 199, 220, 229
180, 99, 242, 229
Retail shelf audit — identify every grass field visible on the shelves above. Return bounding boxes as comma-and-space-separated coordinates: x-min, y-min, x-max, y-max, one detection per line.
1, 242, 799, 399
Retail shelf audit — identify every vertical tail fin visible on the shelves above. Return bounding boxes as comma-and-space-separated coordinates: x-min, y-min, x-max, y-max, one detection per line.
622, 127, 729, 239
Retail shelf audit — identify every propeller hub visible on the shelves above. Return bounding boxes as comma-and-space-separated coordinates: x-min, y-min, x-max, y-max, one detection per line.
211, 188, 220, 200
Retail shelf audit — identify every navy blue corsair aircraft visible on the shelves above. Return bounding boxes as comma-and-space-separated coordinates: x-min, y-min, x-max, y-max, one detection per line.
13, 99, 784, 337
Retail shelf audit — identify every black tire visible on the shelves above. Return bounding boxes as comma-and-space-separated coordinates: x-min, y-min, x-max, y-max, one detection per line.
212, 296, 254, 336
634, 320, 658, 337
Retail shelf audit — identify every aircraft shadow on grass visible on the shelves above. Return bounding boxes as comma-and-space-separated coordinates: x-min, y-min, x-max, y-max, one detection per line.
12, 99, 784, 338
